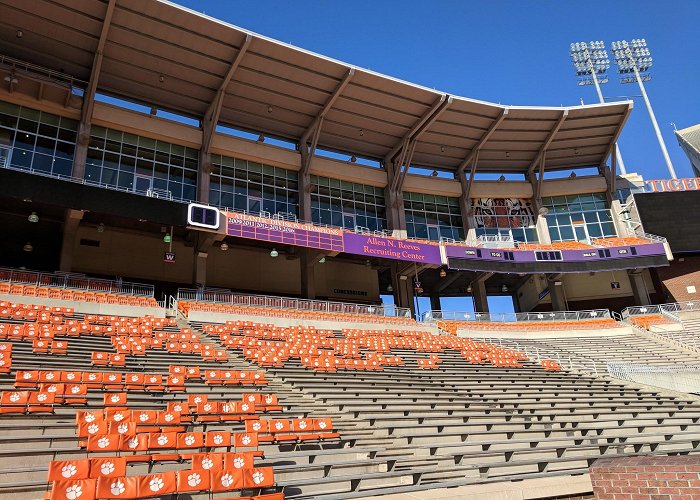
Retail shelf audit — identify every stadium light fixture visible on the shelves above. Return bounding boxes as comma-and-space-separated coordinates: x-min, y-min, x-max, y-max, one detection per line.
23, 242, 33, 252
163, 233, 171, 243
220, 242, 229, 251
270, 248, 279, 258
27, 212, 38, 223
318, 257, 326, 264
439, 269, 447, 278
386, 284, 393, 293
611, 39, 677, 179
96, 223, 105, 233
569, 40, 626, 174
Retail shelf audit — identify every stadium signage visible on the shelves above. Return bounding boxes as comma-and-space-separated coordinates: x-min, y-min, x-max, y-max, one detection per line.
645, 177, 700, 192
343, 233, 442, 264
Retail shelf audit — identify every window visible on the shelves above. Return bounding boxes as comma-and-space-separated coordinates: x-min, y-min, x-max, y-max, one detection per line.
0, 101, 77, 176
542, 193, 616, 242
210, 154, 298, 218
87, 125, 198, 201
472, 197, 538, 243
311, 175, 386, 231
404, 192, 464, 241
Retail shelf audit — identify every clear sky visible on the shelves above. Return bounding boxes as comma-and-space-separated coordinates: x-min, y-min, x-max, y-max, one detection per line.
176, 0, 700, 181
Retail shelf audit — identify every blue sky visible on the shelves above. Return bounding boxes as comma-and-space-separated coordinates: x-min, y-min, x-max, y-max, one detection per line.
177, 0, 700, 181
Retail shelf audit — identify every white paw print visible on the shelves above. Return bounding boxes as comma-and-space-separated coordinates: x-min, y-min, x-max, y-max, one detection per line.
70, 386, 81, 394
100, 462, 115, 475
37, 393, 48, 402
233, 457, 245, 469
110, 480, 125, 495
212, 434, 224, 445
97, 437, 110, 449
220, 473, 234, 488
157, 435, 168, 446
130, 375, 138, 382
173, 404, 182, 412
221, 404, 231, 413
88, 374, 97, 381
240, 372, 247, 378
8, 393, 20, 403
149, 477, 164, 492
164, 413, 174, 422
65, 484, 83, 499
193, 396, 202, 403
170, 377, 180, 384
117, 423, 128, 434
127, 438, 139, 449
108, 375, 117, 382
201, 458, 213, 470
148, 377, 157, 383
22, 373, 32, 380
241, 403, 250, 411
113, 413, 124, 422
47, 385, 57, 393
87, 423, 99, 435
208, 371, 216, 378
84, 413, 96, 423
139, 413, 149, 422
252, 470, 265, 485
184, 435, 195, 446
265, 396, 274, 404
67, 373, 76, 380
241, 435, 252, 445
274, 422, 284, 431
224, 371, 231, 378
247, 395, 256, 402
298, 421, 307, 429
109, 395, 120, 403
187, 472, 201, 487
318, 421, 327, 429
203, 403, 212, 412
252, 422, 261, 431
61, 464, 77, 478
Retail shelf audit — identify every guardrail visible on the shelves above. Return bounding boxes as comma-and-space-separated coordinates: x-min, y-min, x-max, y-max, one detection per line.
622, 300, 700, 319
0, 267, 155, 297
607, 362, 700, 393
483, 337, 598, 376
176, 289, 413, 318
423, 309, 610, 323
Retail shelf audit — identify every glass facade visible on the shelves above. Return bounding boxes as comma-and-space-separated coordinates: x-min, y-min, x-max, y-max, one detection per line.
209, 155, 298, 216
543, 193, 616, 242
85, 125, 198, 201
0, 101, 77, 177
311, 175, 387, 231
404, 192, 464, 241
472, 197, 538, 243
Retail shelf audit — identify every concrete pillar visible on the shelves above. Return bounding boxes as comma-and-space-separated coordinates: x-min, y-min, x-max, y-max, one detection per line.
385, 187, 407, 239
429, 293, 441, 313
298, 169, 312, 222
472, 279, 489, 313
197, 152, 211, 204
72, 122, 91, 180
547, 275, 567, 311
194, 251, 207, 287
300, 249, 316, 300
395, 276, 415, 318
628, 269, 651, 306
59, 209, 84, 272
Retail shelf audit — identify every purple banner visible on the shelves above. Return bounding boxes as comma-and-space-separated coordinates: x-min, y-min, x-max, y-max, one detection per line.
342, 233, 443, 264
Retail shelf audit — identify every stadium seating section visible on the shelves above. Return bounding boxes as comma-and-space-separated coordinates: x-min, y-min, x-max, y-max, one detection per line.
2, 292, 700, 499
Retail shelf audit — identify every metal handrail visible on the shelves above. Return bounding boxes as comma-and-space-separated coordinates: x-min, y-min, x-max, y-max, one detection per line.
622, 300, 700, 319
424, 308, 611, 323
176, 288, 412, 318
0, 267, 155, 297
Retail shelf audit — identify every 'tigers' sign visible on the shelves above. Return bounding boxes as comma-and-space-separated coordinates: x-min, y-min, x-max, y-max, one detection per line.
645, 178, 700, 192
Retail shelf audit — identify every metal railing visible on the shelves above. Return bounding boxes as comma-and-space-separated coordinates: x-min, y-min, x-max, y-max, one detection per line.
607, 362, 700, 393
622, 300, 700, 319
424, 308, 610, 323
0, 267, 155, 297
177, 288, 413, 318
482, 337, 599, 375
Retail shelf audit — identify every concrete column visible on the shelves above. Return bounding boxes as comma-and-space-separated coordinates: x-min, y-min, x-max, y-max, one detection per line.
628, 269, 651, 306
298, 169, 312, 222
385, 187, 407, 239
197, 153, 211, 204
429, 293, 441, 313
59, 209, 84, 272
300, 249, 316, 300
472, 279, 489, 313
72, 123, 91, 180
395, 276, 415, 317
194, 251, 207, 287
547, 275, 567, 311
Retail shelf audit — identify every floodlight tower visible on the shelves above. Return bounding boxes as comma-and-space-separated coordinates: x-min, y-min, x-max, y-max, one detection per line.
611, 39, 677, 179
569, 41, 626, 174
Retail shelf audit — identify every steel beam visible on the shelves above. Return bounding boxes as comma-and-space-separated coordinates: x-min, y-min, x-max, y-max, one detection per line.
456, 108, 508, 174
527, 109, 568, 176
600, 103, 633, 169
301, 68, 355, 147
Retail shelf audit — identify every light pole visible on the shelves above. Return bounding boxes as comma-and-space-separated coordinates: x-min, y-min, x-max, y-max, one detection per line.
569, 41, 627, 175
611, 39, 677, 179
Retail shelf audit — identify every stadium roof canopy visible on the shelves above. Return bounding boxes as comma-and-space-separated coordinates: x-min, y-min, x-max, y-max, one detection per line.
0, 0, 633, 173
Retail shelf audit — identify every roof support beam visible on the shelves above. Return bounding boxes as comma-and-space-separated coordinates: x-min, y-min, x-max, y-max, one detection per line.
202, 34, 253, 154
72, 0, 116, 180
600, 103, 633, 169
527, 109, 568, 177
457, 108, 508, 174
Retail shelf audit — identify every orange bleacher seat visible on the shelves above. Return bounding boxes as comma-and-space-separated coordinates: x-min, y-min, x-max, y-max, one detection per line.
50, 478, 98, 500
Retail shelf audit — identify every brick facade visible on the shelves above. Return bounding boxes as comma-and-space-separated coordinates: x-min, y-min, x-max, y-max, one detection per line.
590, 455, 700, 499
654, 255, 700, 303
